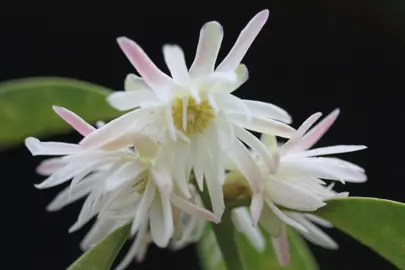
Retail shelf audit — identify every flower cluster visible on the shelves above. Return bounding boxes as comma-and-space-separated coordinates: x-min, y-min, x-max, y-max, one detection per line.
25, 9, 367, 269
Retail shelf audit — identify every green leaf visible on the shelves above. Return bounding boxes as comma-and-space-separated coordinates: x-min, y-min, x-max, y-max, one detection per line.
315, 197, 405, 270
0, 77, 122, 148
197, 224, 227, 270
67, 223, 130, 270
235, 227, 318, 270
197, 225, 318, 270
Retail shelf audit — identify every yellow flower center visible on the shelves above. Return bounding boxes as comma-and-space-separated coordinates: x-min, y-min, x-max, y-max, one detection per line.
171, 97, 215, 135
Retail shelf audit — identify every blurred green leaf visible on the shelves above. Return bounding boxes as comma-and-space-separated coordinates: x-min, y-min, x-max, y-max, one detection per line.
67, 223, 130, 270
235, 227, 318, 270
197, 224, 227, 270
198, 224, 317, 270
0, 77, 122, 148
315, 197, 405, 270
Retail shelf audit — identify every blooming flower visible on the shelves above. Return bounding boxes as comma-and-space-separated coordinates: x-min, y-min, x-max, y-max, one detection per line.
25, 106, 217, 259
226, 109, 367, 265
80, 9, 295, 221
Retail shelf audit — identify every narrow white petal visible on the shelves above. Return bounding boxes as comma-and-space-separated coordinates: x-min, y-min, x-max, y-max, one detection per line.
259, 204, 283, 237
228, 139, 263, 195
211, 64, 249, 94
150, 193, 174, 248
115, 221, 149, 270
151, 169, 173, 196
171, 194, 217, 223
166, 103, 177, 141
267, 175, 326, 211
232, 208, 265, 251
266, 200, 308, 233
69, 189, 103, 233
282, 157, 367, 183
79, 108, 149, 148
286, 212, 338, 249
290, 145, 367, 158
271, 226, 290, 266
229, 114, 295, 138
131, 177, 156, 234
304, 214, 333, 228
190, 21, 223, 77
250, 191, 264, 226
36, 157, 67, 176
216, 93, 251, 121
47, 172, 101, 211
105, 161, 146, 192
25, 137, 81, 156
107, 90, 159, 111
133, 132, 160, 161
53, 106, 95, 136
124, 73, 152, 91
163, 44, 191, 85
243, 100, 292, 124
117, 37, 175, 101
280, 112, 322, 155
204, 155, 225, 220
216, 10, 269, 72
81, 218, 125, 250
293, 108, 340, 152
234, 125, 273, 173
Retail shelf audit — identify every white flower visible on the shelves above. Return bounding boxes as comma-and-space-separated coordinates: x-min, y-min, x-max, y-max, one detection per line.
25, 106, 217, 255
80, 9, 295, 221
228, 108, 367, 266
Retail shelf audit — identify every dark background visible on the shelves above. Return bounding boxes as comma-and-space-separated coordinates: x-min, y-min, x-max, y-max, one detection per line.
1, 0, 404, 269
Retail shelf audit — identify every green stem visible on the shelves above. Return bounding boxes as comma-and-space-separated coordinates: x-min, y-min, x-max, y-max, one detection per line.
212, 210, 245, 270
197, 180, 245, 270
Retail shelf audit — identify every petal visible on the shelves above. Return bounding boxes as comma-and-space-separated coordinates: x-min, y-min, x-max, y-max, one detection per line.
105, 160, 146, 192
151, 168, 173, 196
170, 194, 217, 223
243, 100, 292, 124
53, 106, 95, 136
133, 132, 160, 161
267, 175, 326, 211
81, 218, 125, 250
115, 222, 148, 270
293, 108, 340, 152
163, 44, 191, 85
150, 192, 174, 248
25, 137, 81, 156
107, 90, 159, 111
271, 226, 290, 266
189, 21, 223, 77
124, 73, 152, 91
234, 125, 273, 173
250, 191, 264, 226
280, 112, 322, 155
304, 214, 333, 228
266, 200, 307, 233
215, 93, 252, 121
216, 10, 269, 72
232, 207, 265, 251
282, 157, 367, 183
46, 172, 101, 211
229, 114, 295, 138
228, 138, 263, 195
260, 134, 278, 150
117, 37, 175, 101
36, 157, 67, 176
290, 145, 367, 158
203, 153, 225, 220
259, 204, 283, 237
79, 108, 149, 148
115, 221, 149, 270
131, 175, 156, 234
285, 212, 338, 249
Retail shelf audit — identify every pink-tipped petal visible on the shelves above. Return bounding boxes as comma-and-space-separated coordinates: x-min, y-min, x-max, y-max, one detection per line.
117, 37, 174, 100
280, 112, 322, 155
36, 157, 67, 176
189, 21, 224, 77
216, 9, 270, 72
294, 108, 340, 152
271, 226, 290, 266
53, 106, 95, 136
170, 194, 218, 223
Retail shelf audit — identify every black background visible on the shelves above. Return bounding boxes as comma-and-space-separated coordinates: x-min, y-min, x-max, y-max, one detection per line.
1, 0, 404, 269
